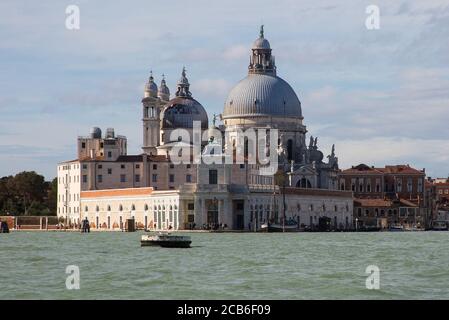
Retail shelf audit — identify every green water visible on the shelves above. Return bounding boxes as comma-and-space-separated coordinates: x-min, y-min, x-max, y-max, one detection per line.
1, 231, 448, 299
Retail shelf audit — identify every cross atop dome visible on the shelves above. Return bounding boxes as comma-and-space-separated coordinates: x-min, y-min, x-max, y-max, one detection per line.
260, 24, 264, 38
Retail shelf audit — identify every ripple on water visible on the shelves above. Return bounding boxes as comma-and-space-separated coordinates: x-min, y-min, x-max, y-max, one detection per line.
1, 231, 449, 299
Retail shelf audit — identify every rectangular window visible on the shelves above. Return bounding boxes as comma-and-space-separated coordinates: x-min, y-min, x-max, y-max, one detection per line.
169, 174, 175, 183
418, 179, 423, 192
152, 174, 158, 182
107, 151, 112, 158
120, 174, 126, 183
81, 142, 86, 148
82, 175, 87, 183
170, 164, 175, 169
153, 164, 157, 170
135, 174, 140, 183
121, 164, 125, 169
209, 169, 218, 185
135, 164, 140, 169
108, 168, 112, 174
188, 203, 194, 210
82, 164, 87, 169
240, 164, 245, 169
98, 164, 102, 169
407, 178, 413, 192
97, 175, 103, 183
186, 164, 191, 169
186, 174, 192, 183
397, 178, 403, 192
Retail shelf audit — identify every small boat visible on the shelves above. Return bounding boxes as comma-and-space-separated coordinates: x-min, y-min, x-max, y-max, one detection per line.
141, 232, 192, 248
389, 225, 404, 232
432, 221, 448, 231
260, 222, 298, 232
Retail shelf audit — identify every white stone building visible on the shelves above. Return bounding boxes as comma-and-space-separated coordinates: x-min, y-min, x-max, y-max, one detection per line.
57, 26, 353, 230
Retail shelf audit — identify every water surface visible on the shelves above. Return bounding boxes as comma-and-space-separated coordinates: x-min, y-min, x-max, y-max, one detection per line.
1, 231, 448, 299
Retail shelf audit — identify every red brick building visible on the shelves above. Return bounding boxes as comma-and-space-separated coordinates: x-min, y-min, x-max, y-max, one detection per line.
425, 178, 449, 226
338, 164, 427, 229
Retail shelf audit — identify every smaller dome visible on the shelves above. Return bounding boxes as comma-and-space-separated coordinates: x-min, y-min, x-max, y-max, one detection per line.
160, 97, 208, 130
158, 75, 170, 99
144, 71, 158, 97
253, 37, 270, 49
252, 25, 271, 49
90, 127, 102, 139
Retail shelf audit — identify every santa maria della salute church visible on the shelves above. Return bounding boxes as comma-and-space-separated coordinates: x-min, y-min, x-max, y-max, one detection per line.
57, 26, 354, 231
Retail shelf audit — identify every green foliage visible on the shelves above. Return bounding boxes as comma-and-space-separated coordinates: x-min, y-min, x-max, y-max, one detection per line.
0, 171, 56, 216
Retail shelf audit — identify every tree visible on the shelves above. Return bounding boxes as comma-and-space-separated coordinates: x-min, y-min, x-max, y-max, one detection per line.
0, 171, 56, 216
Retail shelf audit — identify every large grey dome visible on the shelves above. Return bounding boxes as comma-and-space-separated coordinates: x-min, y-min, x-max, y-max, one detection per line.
161, 97, 208, 129
223, 74, 302, 119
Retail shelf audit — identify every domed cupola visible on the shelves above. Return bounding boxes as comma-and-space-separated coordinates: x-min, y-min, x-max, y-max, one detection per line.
158, 74, 170, 101
222, 26, 302, 121
160, 67, 208, 130
144, 71, 158, 98
249, 25, 276, 75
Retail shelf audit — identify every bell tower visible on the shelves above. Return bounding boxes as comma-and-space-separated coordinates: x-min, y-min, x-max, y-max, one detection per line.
141, 71, 170, 155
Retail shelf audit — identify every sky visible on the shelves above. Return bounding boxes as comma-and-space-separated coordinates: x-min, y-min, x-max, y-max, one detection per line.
0, 0, 448, 180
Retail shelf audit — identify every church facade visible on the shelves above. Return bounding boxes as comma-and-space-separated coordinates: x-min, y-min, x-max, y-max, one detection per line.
57, 27, 353, 231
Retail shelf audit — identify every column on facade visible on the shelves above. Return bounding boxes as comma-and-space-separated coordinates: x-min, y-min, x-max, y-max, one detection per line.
243, 197, 251, 231
202, 198, 208, 227
223, 197, 232, 228
40, 217, 43, 230
194, 197, 202, 227
218, 199, 223, 226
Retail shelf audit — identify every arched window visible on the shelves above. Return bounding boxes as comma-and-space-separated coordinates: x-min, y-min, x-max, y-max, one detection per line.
131, 204, 136, 211
144, 204, 149, 211
287, 139, 293, 161
84, 206, 88, 212
95, 206, 99, 212
107, 205, 111, 212
298, 178, 312, 189
119, 205, 123, 212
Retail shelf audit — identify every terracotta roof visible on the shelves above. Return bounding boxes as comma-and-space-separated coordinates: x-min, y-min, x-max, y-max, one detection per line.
354, 199, 393, 207
378, 165, 424, 175
116, 155, 143, 162
341, 164, 425, 175
81, 187, 153, 198
435, 183, 449, 187
340, 164, 384, 175
148, 155, 169, 162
